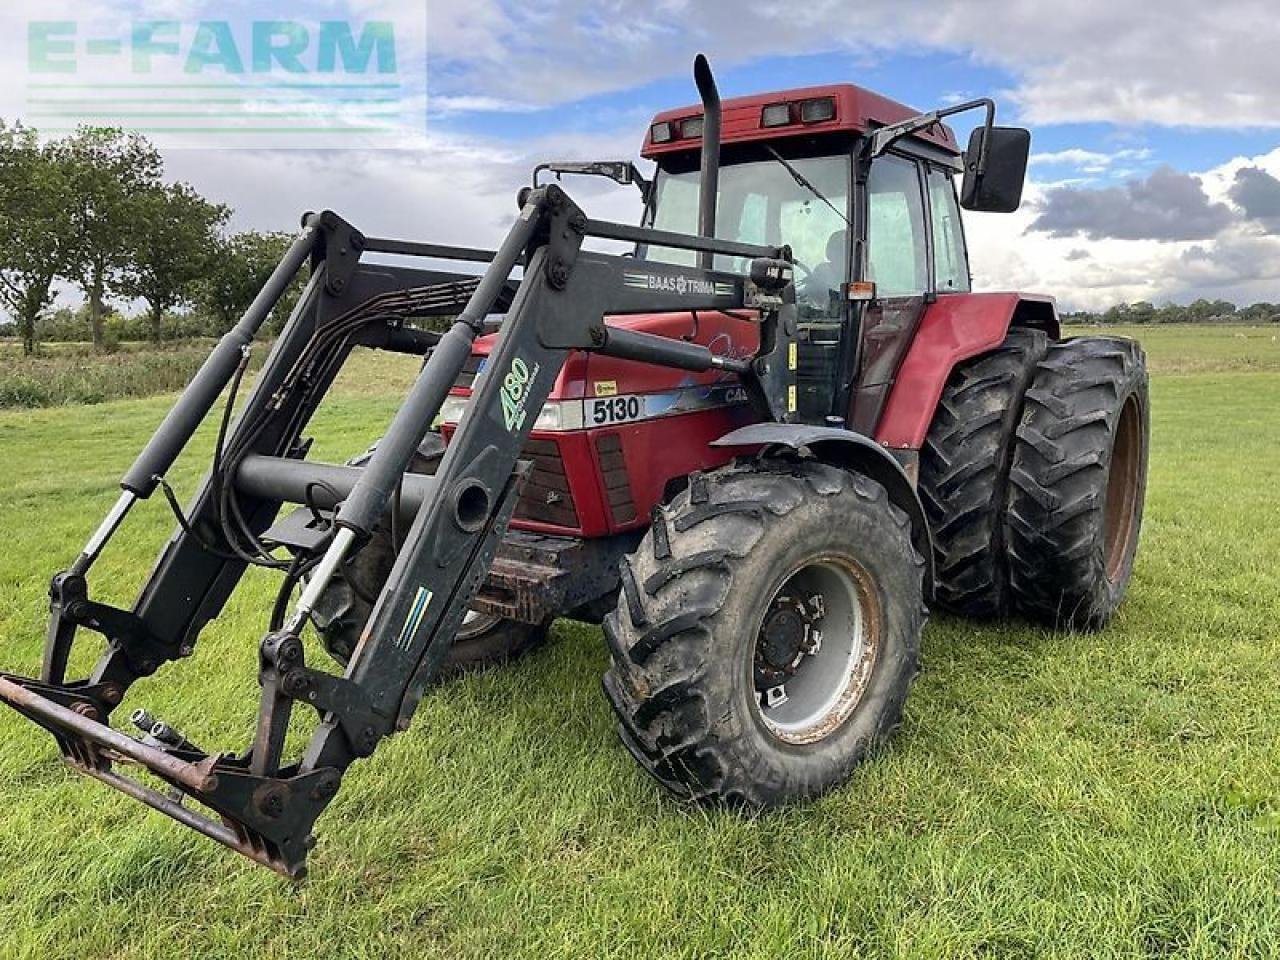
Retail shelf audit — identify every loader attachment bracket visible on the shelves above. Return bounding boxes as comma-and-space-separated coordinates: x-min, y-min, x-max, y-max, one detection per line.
0, 672, 338, 879
311, 210, 365, 297
45, 571, 175, 686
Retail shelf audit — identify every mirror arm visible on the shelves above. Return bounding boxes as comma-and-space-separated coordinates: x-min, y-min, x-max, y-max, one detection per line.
633, 167, 653, 203
531, 160, 651, 200
868, 97, 996, 165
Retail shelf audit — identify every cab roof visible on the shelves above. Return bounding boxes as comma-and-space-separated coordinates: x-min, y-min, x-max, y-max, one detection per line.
641, 83, 959, 159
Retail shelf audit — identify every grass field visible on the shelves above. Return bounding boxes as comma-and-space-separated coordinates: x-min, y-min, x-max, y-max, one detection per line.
0, 340, 270, 409
0, 325, 1277, 958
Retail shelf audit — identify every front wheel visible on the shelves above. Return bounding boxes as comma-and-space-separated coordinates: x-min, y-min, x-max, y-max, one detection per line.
310, 434, 548, 678
602, 458, 926, 808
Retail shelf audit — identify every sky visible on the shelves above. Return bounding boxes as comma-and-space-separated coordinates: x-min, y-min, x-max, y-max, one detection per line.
4, 0, 1280, 312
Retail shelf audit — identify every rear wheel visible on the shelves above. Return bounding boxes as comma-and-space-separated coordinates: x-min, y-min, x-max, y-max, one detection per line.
602, 458, 925, 808
1004, 336, 1150, 629
918, 327, 1048, 617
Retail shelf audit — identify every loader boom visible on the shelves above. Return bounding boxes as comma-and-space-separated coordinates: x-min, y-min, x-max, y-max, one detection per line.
0, 184, 795, 878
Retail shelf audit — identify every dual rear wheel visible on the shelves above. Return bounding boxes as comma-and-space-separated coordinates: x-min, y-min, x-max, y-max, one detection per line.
920, 332, 1150, 630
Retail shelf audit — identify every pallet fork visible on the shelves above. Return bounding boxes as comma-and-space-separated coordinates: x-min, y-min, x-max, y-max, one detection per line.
0, 183, 796, 878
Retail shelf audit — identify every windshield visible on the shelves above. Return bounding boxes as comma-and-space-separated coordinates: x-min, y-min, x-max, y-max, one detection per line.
642, 153, 851, 310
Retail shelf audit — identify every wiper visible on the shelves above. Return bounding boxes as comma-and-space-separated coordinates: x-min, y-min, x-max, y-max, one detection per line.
765, 146, 851, 227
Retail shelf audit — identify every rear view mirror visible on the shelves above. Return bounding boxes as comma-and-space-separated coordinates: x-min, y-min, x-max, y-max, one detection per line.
961, 126, 1030, 213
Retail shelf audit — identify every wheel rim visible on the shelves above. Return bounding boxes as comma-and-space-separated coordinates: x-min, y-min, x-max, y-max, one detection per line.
1103, 394, 1142, 583
751, 556, 882, 745
456, 608, 499, 641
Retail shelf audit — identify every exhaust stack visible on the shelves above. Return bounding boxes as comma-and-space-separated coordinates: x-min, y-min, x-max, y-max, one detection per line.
693, 53, 721, 269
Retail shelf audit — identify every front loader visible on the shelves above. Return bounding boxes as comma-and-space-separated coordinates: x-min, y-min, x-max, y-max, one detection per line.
0, 56, 1149, 878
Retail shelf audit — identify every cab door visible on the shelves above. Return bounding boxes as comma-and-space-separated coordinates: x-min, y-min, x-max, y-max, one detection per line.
849, 153, 932, 435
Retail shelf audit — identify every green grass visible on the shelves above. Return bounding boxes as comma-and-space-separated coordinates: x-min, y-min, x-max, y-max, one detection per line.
0, 340, 272, 409
1, 327, 1278, 958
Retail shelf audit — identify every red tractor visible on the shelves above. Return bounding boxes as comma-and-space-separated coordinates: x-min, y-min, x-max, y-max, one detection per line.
0, 56, 1149, 876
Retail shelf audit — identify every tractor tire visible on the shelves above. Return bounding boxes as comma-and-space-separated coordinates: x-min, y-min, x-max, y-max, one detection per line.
602, 458, 926, 809
311, 433, 549, 678
1004, 336, 1149, 630
918, 327, 1049, 617
311, 521, 550, 679
447, 612, 550, 675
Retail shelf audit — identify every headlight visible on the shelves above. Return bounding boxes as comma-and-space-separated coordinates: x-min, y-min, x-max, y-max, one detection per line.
437, 396, 583, 431
437, 394, 469, 425
533, 403, 563, 432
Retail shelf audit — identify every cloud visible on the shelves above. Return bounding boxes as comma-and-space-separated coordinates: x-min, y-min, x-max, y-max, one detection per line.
1178, 234, 1280, 289
1029, 166, 1234, 242
1229, 166, 1280, 230
3, 0, 1278, 317
421, 1, 1280, 128
1029, 147, 1153, 175
429, 96, 547, 115
961, 145, 1280, 311
160, 126, 646, 253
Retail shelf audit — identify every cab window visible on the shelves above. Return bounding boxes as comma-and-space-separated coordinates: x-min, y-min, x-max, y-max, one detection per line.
927, 168, 970, 292
645, 154, 850, 313
866, 155, 928, 297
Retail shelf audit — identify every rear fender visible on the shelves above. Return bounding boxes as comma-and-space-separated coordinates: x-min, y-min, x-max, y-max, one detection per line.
876, 292, 1059, 451
712, 423, 934, 598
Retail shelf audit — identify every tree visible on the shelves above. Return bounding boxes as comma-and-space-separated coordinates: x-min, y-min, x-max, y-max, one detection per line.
196, 229, 303, 335
0, 123, 75, 354
53, 127, 162, 351
119, 183, 229, 342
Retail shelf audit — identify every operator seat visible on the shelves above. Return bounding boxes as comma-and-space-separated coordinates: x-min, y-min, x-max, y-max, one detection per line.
802, 229, 847, 307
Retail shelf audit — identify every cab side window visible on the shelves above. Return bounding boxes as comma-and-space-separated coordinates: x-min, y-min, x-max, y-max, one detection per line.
867, 155, 928, 297
927, 168, 970, 292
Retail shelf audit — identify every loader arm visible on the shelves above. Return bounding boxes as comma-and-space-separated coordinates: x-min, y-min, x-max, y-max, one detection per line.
0, 184, 795, 879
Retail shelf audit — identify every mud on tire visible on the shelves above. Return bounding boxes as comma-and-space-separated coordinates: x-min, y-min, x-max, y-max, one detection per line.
602, 457, 926, 808
918, 327, 1048, 617
1005, 336, 1150, 630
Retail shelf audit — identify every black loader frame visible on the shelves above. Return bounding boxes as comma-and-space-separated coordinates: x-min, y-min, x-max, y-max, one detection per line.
0, 185, 797, 879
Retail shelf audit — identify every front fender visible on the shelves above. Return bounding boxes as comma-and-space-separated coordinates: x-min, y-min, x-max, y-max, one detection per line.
712, 423, 934, 598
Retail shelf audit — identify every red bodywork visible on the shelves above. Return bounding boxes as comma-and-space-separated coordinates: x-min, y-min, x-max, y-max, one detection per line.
643, 83, 959, 159
876, 293, 1060, 449
442, 83, 1055, 540
444, 311, 760, 538
445, 293, 1056, 539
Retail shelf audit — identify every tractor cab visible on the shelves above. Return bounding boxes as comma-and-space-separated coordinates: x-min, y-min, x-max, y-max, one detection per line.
640, 84, 1026, 430
544, 82, 1029, 431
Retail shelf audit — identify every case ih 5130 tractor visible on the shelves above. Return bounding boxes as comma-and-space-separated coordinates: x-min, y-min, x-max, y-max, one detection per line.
0, 56, 1149, 878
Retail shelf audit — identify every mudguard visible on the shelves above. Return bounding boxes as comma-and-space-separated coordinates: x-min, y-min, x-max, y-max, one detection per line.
875, 292, 1059, 450
712, 422, 934, 597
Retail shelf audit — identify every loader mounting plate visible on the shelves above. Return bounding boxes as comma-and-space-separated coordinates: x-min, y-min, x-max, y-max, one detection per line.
0, 672, 333, 879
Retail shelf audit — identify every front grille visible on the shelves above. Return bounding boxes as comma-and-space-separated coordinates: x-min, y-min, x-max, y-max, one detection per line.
453, 354, 486, 390
595, 433, 637, 525
515, 438, 579, 528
